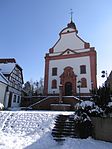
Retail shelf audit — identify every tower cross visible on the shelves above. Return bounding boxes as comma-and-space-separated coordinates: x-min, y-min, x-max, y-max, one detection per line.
70, 9, 74, 21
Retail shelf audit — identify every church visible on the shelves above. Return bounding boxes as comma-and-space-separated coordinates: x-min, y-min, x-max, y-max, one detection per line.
44, 19, 97, 97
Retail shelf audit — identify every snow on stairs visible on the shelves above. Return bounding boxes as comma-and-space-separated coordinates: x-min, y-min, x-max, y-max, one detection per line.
52, 114, 77, 142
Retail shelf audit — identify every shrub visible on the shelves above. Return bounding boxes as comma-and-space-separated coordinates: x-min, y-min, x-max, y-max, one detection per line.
75, 100, 103, 117
74, 111, 93, 138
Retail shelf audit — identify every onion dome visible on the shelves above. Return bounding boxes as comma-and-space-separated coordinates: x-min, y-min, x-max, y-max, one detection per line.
67, 20, 78, 33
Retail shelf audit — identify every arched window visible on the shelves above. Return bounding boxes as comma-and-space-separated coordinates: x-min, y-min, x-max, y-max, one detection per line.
52, 80, 57, 89
81, 78, 87, 88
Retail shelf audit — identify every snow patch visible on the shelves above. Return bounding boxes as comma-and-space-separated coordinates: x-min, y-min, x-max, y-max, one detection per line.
0, 111, 111, 149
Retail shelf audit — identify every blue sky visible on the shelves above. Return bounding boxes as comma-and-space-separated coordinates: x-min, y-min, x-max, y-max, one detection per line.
0, 0, 112, 86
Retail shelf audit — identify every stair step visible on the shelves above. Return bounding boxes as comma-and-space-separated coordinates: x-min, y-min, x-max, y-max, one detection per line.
54, 125, 74, 129
53, 138, 65, 142
52, 128, 76, 132
55, 120, 75, 123
52, 114, 78, 142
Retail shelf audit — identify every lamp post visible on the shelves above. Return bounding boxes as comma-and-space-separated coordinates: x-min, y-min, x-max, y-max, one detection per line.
77, 80, 81, 98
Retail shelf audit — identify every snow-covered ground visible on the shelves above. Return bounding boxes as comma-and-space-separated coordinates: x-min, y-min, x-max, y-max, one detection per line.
0, 111, 112, 149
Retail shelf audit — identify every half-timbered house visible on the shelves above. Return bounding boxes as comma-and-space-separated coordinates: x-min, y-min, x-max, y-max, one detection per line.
0, 58, 24, 109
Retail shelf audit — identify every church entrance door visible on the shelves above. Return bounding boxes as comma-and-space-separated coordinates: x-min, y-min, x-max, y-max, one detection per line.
65, 82, 72, 96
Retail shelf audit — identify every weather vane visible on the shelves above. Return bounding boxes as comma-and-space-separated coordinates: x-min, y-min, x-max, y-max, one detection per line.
70, 9, 74, 21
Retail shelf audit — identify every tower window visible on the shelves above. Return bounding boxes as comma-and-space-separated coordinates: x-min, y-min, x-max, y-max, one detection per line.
52, 67, 57, 76
81, 78, 87, 88
80, 65, 86, 74
52, 80, 57, 89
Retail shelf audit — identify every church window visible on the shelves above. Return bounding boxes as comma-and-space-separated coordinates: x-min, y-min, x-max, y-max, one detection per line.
52, 80, 57, 89
81, 78, 87, 88
67, 51, 70, 54
52, 67, 57, 76
80, 65, 86, 74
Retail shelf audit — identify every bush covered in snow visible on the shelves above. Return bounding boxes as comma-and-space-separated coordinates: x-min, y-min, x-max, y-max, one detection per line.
104, 101, 112, 115
0, 103, 4, 110
75, 100, 103, 117
73, 111, 93, 139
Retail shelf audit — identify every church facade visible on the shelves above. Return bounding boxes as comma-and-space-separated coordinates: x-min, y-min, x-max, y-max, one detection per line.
44, 20, 97, 96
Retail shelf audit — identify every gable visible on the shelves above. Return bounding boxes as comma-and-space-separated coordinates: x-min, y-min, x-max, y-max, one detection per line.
53, 31, 85, 52
10, 65, 24, 84
60, 49, 77, 56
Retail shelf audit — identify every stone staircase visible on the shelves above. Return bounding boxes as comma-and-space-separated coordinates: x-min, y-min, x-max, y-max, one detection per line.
28, 96, 80, 110
52, 114, 77, 142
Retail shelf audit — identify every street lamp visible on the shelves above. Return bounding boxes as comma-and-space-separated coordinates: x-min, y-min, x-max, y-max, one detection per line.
101, 70, 107, 78
101, 70, 108, 87
77, 80, 81, 98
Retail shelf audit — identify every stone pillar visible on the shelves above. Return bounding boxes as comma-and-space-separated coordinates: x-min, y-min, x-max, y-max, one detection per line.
59, 84, 63, 103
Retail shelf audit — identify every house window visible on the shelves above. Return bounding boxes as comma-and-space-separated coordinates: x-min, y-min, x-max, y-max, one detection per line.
81, 78, 87, 88
80, 65, 86, 74
16, 69, 20, 75
17, 96, 20, 103
17, 83, 21, 90
13, 95, 16, 102
52, 67, 57, 76
52, 80, 57, 89
12, 80, 15, 87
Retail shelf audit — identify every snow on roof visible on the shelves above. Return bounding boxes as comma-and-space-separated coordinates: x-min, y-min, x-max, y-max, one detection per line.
0, 63, 15, 74
0, 72, 8, 84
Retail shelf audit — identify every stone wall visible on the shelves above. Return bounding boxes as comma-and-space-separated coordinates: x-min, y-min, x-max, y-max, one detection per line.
21, 96, 46, 107
30, 96, 79, 110
91, 117, 112, 142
